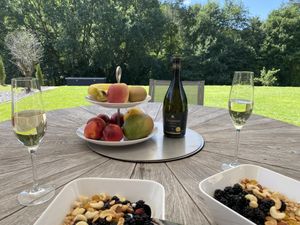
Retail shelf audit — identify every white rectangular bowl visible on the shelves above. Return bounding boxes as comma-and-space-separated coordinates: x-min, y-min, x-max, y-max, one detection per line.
199, 164, 300, 225
34, 178, 165, 225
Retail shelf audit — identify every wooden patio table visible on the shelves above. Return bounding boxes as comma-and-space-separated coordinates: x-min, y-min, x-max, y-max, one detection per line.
0, 102, 299, 225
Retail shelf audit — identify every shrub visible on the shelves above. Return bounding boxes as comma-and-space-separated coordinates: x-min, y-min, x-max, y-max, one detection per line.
35, 64, 44, 86
0, 56, 6, 85
254, 67, 280, 86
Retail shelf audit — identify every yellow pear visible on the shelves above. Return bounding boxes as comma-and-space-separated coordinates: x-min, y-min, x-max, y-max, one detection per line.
124, 107, 144, 121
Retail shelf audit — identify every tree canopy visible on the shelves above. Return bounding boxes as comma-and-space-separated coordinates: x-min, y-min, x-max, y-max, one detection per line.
1, 0, 299, 86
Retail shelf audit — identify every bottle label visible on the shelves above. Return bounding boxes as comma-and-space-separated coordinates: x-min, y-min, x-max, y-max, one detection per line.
164, 114, 186, 135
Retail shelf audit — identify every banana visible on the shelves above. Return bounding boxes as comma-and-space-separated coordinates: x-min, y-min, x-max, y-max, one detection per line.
95, 90, 107, 102
88, 84, 110, 102
90, 83, 110, 91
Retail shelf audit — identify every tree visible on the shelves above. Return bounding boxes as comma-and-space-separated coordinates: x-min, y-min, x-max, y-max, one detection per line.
5, 30, 43, 77
35, 64, 44, 86
0, 56, 6, 85
261, 4, 300, 85
1, 0, 299, 86
181, 1, 257, 84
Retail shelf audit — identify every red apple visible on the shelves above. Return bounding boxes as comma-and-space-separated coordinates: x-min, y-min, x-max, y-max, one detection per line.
84, 119, 105, 140
110, 112, 124, 127
97, 114, 110, 124
102, 124, 123, 141
107, 83, 129, 103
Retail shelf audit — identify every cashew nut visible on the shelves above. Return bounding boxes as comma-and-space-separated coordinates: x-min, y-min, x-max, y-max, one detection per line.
250, 201, 258, 208
253, 189, 270, 199
72, 207, 86, 216
72, 201, 82, 208
272, 192, 286, 201
98, 193, 110, 201
246, 184, 259, 191
90, 201, 104, 209
270, 206, 286, 220
74, 214, 87, 222
117, 217, 125, 225
91, 194, 100, 201
265, 221, 277, 225
245, 194, 258, 202
295, 208, 300, 217
271, 197, 282, 210
76, 222, 88, 225
266, 216, 277, 222
100, 209, 116, 219
85, 211, 98, 220
110, 200, 116, 206
79, 195, 89, 204
92, 214, 100, 223
110, 204, 123, 212
106, 215, 113, 222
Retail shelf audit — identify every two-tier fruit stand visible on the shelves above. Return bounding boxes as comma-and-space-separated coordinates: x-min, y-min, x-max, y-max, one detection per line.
77, 67, 205, 162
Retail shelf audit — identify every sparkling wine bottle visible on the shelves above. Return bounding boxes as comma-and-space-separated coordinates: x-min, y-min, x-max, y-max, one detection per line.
163, 57, 188, 138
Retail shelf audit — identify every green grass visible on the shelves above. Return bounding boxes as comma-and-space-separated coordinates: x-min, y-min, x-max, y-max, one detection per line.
1, 85, 299, 126
0, 85, 11, 91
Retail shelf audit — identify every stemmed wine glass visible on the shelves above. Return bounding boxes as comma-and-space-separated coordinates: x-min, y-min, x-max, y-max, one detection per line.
11, 77, 55, 205
222, 71, 254, 170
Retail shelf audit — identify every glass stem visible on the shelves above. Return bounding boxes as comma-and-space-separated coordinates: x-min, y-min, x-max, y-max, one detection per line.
234, 129, 241, 165
28, 147, 39, 192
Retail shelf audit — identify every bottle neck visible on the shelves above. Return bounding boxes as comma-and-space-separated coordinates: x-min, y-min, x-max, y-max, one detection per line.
172, 62, 181, 82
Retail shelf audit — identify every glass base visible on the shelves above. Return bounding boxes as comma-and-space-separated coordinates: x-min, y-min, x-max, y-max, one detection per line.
221, 161, 240, 170
18, 184, 55, 206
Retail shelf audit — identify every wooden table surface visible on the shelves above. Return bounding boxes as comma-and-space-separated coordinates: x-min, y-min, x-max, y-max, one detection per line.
0, 102, 299, 225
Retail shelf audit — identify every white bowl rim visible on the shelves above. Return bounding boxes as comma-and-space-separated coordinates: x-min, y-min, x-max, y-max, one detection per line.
198, 164, 300, 225
35, 177, 165, 224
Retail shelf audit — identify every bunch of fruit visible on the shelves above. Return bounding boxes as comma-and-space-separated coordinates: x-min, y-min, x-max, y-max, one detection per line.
88, 83, 147, 103
84, 108, 154, 141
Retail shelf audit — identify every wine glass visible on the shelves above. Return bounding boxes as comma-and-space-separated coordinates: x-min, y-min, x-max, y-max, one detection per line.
11, 77, 55, 206
222, 71, 254, 170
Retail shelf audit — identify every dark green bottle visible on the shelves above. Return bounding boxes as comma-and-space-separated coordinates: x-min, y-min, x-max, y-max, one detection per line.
163, 57, 188, 138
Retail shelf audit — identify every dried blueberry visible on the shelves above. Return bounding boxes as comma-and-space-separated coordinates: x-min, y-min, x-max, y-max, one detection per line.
214, 189, 225, 201
224, 186, 234, 195
232, 183, 243, 194
259, 199, 275, 215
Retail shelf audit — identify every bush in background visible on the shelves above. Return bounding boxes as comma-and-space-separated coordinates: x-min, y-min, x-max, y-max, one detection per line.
35, 64, 44, 86
254, 67, 280, 86
0, 56, 6, 85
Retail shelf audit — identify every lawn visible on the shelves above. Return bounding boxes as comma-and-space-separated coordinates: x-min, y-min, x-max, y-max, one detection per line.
0, 85, 299, 126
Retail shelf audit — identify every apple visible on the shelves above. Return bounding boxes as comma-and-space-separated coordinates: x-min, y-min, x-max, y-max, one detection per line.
102, 124, 123, 141
110, 112, 124, 127
84, 118, 106, 140
107, 83, 129, 103
97, 114, 110, 124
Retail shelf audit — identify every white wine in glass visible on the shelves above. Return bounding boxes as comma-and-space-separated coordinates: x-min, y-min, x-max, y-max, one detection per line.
12, 77, 55, 206
222, 71, 254, 170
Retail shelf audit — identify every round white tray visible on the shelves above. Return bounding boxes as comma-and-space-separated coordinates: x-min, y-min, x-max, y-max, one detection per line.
86, 122, 205, 162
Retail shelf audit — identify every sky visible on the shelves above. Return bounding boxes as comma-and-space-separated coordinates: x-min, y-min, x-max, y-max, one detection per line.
182, 0, 290, 20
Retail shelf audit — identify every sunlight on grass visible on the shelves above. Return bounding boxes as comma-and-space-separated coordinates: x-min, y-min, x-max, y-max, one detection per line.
0, 85, 299, 126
